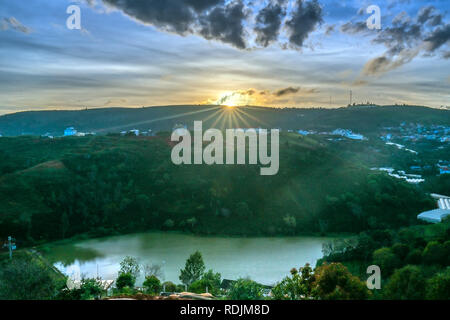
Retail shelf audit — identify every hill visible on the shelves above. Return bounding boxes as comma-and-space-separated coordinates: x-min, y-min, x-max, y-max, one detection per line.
0, 133, 434, 245
0, 105, 449, 137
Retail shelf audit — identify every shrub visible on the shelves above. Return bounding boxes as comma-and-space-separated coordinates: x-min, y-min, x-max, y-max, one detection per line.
143, 275, 162, 295
384, 265, 426, 300
228, 278, 263, 300
116, 272, 135, 290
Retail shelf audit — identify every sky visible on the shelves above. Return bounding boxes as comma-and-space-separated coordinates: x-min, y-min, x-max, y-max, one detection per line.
0, 0, 449, 115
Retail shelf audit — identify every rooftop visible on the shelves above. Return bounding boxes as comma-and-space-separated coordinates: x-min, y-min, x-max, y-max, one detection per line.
417, 208, 450, 223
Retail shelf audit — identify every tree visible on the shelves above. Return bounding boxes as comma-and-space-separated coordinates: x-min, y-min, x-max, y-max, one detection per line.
312, 263, 369, 300
59, 278, 104, 300
143, 275, 162, 295
422, 241, 446, 265
384, 265, 426, 300
283, 215, 297, 234
372, 247, 400, 275
0, 255, 63, 300
272, 264, 315, 300
116, 272, 135, 290
162, 281, 177, 292
189, 269, 221, 295
144, 263, 164, 279
179, 251, 206, 286
228, 278, 263, 300
119, 256, 141, 279
426, 268, 450, 300
391, 243, 409, 261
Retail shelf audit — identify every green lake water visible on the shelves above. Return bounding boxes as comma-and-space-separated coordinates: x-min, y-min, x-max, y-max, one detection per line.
41, 232, 332, 286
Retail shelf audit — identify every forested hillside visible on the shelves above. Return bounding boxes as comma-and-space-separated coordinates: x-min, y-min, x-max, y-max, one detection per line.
0, 133, 434, 245
0, 105, 449, 137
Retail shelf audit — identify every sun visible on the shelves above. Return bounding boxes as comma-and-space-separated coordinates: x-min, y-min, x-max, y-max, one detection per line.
215, 91, 254, 107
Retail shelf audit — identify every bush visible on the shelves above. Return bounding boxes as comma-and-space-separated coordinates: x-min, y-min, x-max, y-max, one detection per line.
143, 275, 161, 295
384, 265, 426, 300
426, 268, 450, 300
116, 272, 135, 290
162, 281, 177, 292
271, 264, 315, 300
0, 255, 63, 300
59, 278, 104, 300
313, 263, 369, 300
228, 278, 263, 300
372, 247, 400, 275
422, 241, 446, 266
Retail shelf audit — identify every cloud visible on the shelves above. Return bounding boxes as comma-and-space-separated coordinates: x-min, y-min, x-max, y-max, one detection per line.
340, 21, 367, 35
102, 0, 223, 34
363, 48, 420, 76
341, 5, 449, 75
417, 6, 443, 26
0, 17, 32, 34
285, 0, 323, 48
254, 0, 287, 47
100, 0, 247, 49
274, 86, 300, 96
324, 24, 335, 35
87, 0, 325, 50
210, 86, 317, 106
424, 24, 450, 52
199, 1, 248, 49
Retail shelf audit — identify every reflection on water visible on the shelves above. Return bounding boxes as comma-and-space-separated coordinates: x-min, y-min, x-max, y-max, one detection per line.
41, 244, 104, 266
40, 232, 332, 286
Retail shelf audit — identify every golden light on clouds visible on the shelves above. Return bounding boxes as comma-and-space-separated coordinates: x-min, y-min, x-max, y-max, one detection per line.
205, 87, 319, 107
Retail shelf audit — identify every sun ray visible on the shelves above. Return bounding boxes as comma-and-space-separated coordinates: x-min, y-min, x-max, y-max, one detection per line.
233, 108, 252, 128
210, 108, 227, 129
97, 106, 221, 133
235, 107, 269, 127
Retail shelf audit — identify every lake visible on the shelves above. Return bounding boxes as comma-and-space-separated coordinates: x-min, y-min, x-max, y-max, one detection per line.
40, 232, 332, 286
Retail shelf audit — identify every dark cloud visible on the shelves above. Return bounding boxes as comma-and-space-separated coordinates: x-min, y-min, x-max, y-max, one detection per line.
340, 21, 367, 34
324, 24, 335, 35
274, 86, 300, 96
254, 0, 287, 47
95, 0, 324, 50
341, 5, 448, 75
199, 1, 247, 49
425, 24, 450, 52
102, 0, 223, 34
418, 6, 443, 26
285, 0, 323, 48
0, 17, 32, 34
363, 49, 419, 75
101, 0, 250, 49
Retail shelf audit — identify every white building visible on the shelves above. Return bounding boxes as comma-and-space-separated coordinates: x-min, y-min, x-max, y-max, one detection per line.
418, 194, 450, 223
332, 128, 365, 140
417, 209, 450, 223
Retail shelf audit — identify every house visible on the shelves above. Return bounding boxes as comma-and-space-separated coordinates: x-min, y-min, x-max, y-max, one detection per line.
64, 127, 77, 136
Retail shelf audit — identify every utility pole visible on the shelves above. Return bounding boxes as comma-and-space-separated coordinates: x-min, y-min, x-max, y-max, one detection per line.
349, 90, 353, 105
3, 236, 16, 259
